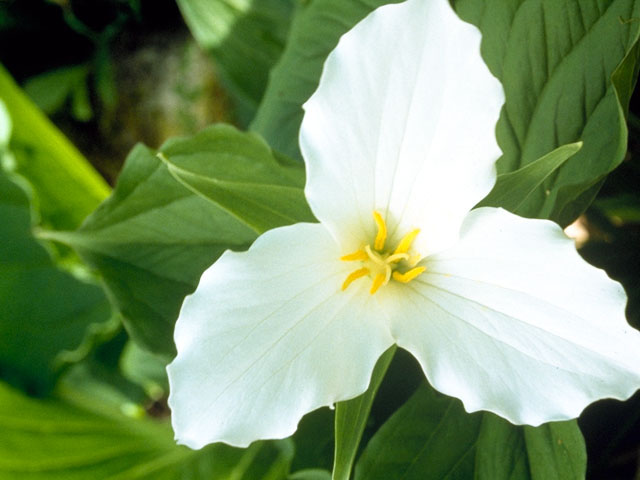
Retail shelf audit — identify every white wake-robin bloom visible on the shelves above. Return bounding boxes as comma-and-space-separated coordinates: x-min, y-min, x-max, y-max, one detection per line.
167, 0, 640, 448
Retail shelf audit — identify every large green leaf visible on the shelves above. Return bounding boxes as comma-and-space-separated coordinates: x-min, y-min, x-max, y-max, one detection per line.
354, 384, 585, 480
48, 125, 311, 355
475, 415, 586, 480
251, 0, 401, 160
0, 168, 112, 394
176, 0, 295, 125
455, 0, 640, 225
0, 380, 293, 479
354, 385, 482, 480
159, 124, 314, 233
0, 63, 109, 231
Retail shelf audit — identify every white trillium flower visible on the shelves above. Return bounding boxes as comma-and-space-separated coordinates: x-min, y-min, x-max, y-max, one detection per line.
167, 0, 640, 449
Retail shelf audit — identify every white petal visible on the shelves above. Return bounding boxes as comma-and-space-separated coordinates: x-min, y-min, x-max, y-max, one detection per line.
300, 0, 504, 255
167, 223, 394, 448
390, 207, 640, 425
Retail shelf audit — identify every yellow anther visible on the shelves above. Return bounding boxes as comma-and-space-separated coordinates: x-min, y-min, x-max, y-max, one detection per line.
340, 249, 368, 261
370, 273, 387, 295
341, 267, 370, 291
373, 211, 387, 251
340, 211, 424, 295
392, 266, 426, 284
393, 228, 420, 255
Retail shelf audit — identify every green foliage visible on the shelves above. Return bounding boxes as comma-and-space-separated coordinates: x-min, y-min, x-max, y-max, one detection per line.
354, 385, 585, 480
455, 0, 640, 225
2, 0, 639, 478
177, 0, 295, 125
159, 125, 314, 233
251, 0, 402, 160
0, 64, 109, 231
289, 470, 332, 480
23, 64, 93, 122
0, 169, 112, 394
50, 125, 311, 355
355, 385, 483, 479
476, 415, 586, 479
478, 142, 582, 215
0, 380, 294, 479
332, 347, 396, 480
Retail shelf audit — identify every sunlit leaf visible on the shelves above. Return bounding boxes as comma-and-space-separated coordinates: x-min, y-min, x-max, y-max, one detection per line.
0, 380, 293, 479
0, 63, 109, 231
49, 126, 310, 355
159, 124, 313, 233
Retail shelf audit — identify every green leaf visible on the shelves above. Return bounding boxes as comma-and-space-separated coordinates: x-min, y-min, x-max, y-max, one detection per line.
290, 470, 332, 480
120, 340, 170, 397
0, 169, 113, 394
43, 144, 253, 355
290, 408, 335, 474
0, 380, 294, 479
0, 99, 9, 147
475, 415, 586, 480
354, 384, 482, 480
48, 125, 311, 355
478, 142, 582, 215
455, 0, 640, 225
354, 383, 586, 480
159, 124, 314, 233
23, 64, 93, 121
0, 63, 109, 231
251, 0, 400, 160
332, 346, 396, 480
176, 0, 295, 125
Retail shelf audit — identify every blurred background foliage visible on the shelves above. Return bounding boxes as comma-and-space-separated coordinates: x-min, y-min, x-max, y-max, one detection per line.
1, 0, 640, 478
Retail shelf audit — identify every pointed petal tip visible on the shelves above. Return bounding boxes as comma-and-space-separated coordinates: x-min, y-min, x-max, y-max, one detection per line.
300, 0, 504, 253
166, 223, 395, 449
392, 207, 640, 427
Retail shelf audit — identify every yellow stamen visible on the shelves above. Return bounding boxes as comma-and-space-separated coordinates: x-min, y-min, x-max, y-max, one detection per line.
340, 249, 368, 261
341, 267, 369, 291
392, 266, 426, 283
370, 273, 386, 295
386, 253, 409, 264
384, 264, 392, 284
364, 245, 386, 267
407, 253, 422, 267
339, 211, 425, 294
393, 228, 420, 255
373, 211, 387, 251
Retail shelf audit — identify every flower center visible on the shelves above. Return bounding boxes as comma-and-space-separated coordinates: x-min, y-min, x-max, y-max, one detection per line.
340, 211, 425, 294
